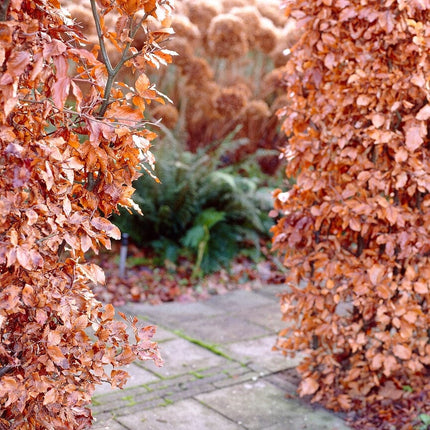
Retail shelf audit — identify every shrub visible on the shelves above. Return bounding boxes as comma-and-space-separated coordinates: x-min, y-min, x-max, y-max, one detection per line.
273, 1, 430, 427
0, 0, 173, 427
112, 130, 274, 277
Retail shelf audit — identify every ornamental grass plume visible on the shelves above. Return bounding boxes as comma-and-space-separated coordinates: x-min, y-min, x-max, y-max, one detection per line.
207, 14, 249, 59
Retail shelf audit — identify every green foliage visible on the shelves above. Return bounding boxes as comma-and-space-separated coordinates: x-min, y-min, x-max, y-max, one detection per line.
419, 414, 430, 430
112, 131, 274, 276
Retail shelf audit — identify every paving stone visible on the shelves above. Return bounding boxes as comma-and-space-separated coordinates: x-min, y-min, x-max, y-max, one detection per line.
93, 363, 160, 397
213, 372, 259, 388
132, 301, 226, 327
146, 373, 196, 391
165, 383, 214, 403
220, 335, 302, 372
151, 326, 181, 342
196, 380, 350, 430
178, 314, 270, 344
114, 397, 169, 415
142, 337, 230, 378
204, 290, 276, 312
91, 417, 127, 430
237, 303, 287, 333
252, 284, 289, 300
117, 398, 243, 430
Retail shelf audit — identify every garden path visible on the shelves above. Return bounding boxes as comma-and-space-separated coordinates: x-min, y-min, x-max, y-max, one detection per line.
91, 285, 351, 430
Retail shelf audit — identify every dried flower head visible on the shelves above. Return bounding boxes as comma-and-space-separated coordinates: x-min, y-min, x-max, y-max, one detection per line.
256, 0, 288, 28
151, 104, 179, 129
131, 15, 162, 51
255, 17, 278, 54
185, 0, 223, 35
241, 99, 271, 142
214, 85, 248, 117
207, 14, 248, 59
271, 94, 290, 114
262, 66, 288, 98
230, 6, 263, 47
181, 56, 214, 85
221, 0, 256, 11
271, 19, 300, 67
68, 4, 96, 35
172, 14, 201, 43
166, 37, 194, 68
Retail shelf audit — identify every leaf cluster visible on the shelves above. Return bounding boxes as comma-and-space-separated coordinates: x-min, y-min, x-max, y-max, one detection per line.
0, 0, 174, 427
272, 0, 430, 427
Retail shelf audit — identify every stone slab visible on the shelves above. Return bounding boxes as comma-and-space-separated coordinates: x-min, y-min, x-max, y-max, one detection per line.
220, 335, 301, 372
196, 380, 351, 430
91, 417, 128, 430
93, 363, 160, 397
152, 326, 181, 342
124, 301, 225, 327
252, 284, 289, 300
204, 290, 276, 312
177, 314, 270, 344
117, 398, 243, 430
237, 303, 286, 333
142, 337, 230, 378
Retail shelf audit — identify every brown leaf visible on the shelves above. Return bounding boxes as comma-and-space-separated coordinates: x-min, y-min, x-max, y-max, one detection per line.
299, 377, 319, 396
43, 388, 57, 406
414, 282, 428, 294
47, 345, 69, 369
16, 246, 33, 270
6, 50, 30, 77
91, 217, 121, 240
393, 344, 412, 360
52, 76, 71, 110
101, 303, 115, 322
368, 264, 384, 286
405, 125, 423, 152
416, 104, 430, 120
135, 73, 150, 95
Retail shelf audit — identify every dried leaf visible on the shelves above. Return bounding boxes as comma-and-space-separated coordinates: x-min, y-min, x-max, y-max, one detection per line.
90, 217, 121, 240
393, 344, 412, 360
299, 377, 319, 396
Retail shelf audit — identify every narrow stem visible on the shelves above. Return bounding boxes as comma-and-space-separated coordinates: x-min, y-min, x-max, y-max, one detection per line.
90, 1, 164, 117
89, 0, 113, 74
98, 73, 115, 117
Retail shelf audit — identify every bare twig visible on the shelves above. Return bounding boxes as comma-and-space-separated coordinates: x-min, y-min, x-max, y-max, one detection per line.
89, 0, 163, 117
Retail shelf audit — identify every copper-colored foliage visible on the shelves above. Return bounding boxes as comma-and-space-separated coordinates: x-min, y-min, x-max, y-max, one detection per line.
273, 1, 430, 428
0, 0, 173, 428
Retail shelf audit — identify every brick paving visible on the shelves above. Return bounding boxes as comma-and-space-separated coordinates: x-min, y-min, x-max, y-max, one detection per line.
91, 286, 351, 430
